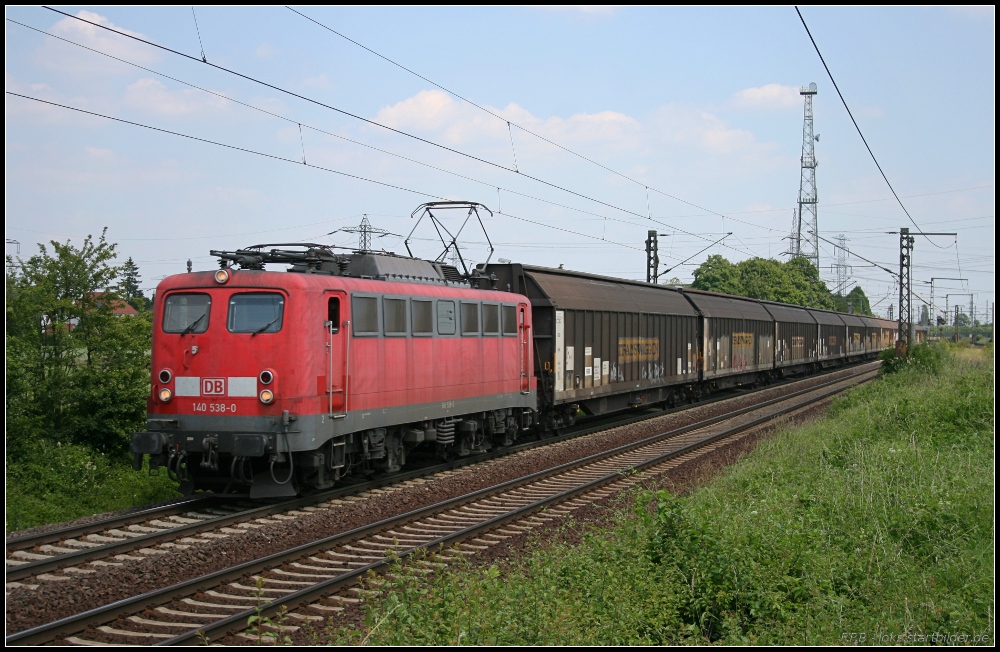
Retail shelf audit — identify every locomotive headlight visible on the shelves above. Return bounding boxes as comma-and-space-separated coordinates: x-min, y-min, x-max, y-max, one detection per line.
259, 370, 274, 385
214, 268, 230, 284
158, 387, 173, 403
259, 389, 274, 404
158, 368, 173, 383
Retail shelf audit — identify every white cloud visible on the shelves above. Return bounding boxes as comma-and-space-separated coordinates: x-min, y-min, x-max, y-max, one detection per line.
38, 10, 160, 71
255, 43, 278, 60
5, 71, 110, 125
302, 74, 332, 89
122, 78, 229, 117
647, 104, 758, 154
373, 89, 639, 150
85, 146, 115, 160
362, 89, 787, 201
730, 83, 802, 111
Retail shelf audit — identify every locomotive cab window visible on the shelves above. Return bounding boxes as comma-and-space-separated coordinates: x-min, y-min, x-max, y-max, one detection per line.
461, 302, 480, 336
228, 293, 284, 334
163, 293, 211, 334
412, 300, 433, 336
502, 304, 517, 336
437, 300, 456, 335
483, 303, 500, 335
327, 297, 340, 333
384, 298, 407, 336
352, 296, 379, 336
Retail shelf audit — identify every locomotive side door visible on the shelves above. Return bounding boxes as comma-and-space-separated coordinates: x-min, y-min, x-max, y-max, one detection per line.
325, 292, 348, 417
519, 304, 531, 394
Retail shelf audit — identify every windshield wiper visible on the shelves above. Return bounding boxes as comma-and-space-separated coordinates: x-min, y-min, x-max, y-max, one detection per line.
251, 316, 280, 337
180, 313, 206, 336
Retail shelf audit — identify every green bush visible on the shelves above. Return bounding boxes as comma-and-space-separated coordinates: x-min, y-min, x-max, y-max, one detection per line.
5, 440, 177, 532
880, 341, 947, 375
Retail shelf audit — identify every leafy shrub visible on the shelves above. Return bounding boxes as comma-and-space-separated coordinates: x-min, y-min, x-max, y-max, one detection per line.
881, 342, 946, 375
6, 440, 177, 532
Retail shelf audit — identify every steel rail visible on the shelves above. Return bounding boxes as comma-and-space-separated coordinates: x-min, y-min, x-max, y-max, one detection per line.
5, 496, 214, 550
6, 365, 875, 645
6, 360, 873, 583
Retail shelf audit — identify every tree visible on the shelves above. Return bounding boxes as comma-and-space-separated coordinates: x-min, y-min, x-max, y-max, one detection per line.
691, 255, 742, 295
118, 256, 146, 311
690, 254, 847, 311
736, 258, 799, 304
6, 230, 151, 459
832, 285, 873, 316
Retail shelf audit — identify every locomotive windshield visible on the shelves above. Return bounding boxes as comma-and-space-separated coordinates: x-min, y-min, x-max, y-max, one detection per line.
228, 293, 284, 334
162, 293, 211, 334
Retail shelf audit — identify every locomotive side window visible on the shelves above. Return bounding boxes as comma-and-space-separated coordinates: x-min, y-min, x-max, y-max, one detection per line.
483, 303, 500, 335
352, 296, 379, 335
502, 304, 517, 336
412, 300, 433, 336
437, 300, 456, 335
461, 302, 480, 336
228, 293, 284, 334
327, 297, 340, 333
383, 298, 407, 336
163, 293, 211, 334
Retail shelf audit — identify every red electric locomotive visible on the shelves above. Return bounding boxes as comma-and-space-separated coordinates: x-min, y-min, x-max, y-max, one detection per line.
132, 242, 535, 497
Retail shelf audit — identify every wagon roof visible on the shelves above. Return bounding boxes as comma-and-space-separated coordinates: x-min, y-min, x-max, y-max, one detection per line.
807, 308, 847, 326
758, 301, 817, 324
681, 289, 772, 321
839, 313, 868, 327
519, 265, 698, 315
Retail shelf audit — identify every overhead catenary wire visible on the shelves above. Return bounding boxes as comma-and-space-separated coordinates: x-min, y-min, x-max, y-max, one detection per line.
190, 6, 207, 63
8, 15, 702, 260
284, 5, 770, 234
40, 6, 736, 255
794, 6, 945, 249
810, 230, 896, 277
284, 5, 994, 269
6, 92, 645, 254
6, 92, 440, 198
21, 9, 981, 289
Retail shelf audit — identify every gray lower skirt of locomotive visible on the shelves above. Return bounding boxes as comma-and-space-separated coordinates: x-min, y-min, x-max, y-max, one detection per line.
131, 391, 536, 464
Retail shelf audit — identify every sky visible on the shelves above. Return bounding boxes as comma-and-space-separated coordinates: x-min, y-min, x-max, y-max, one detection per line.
5, 6, 995, 323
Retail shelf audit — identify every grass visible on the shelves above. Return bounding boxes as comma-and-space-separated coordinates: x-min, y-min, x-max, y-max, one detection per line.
328, 344, 994, 645
5, 441, 179, 533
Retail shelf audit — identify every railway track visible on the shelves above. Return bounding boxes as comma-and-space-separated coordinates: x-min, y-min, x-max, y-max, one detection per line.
4, 362, 870, 593
3, 409, 659, 591
7, 364, 877, 645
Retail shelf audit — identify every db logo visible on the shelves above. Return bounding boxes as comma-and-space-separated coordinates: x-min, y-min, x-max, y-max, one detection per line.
202, 378, 226, 396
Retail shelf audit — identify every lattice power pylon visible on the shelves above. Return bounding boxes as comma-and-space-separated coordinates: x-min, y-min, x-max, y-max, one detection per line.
832, 234, 852, 296
790, 82, 820, 269
341, 215, 394, 252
